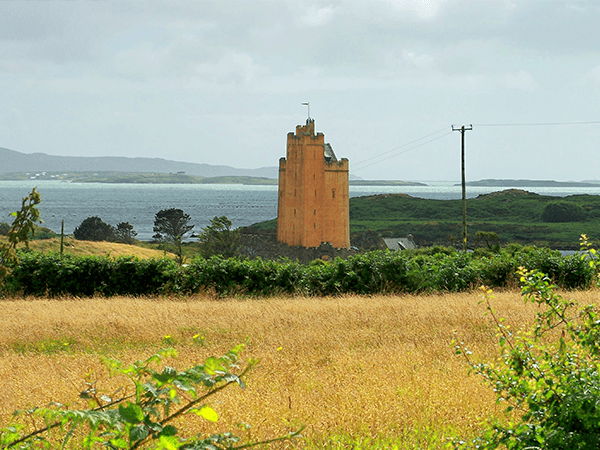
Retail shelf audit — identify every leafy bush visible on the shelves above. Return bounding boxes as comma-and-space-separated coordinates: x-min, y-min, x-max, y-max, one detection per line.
454, 262, 600, 449
11, 252, 180, 297
6, 244, 596, 297
541, 201, 587, 222
73, 216, 116, 241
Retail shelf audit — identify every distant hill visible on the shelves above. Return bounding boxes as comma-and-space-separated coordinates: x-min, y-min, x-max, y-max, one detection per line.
0, 146, 372, 181
0, 146, 279, 178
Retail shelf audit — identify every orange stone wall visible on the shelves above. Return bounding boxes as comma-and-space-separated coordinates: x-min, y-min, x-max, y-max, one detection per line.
277, 119, 350, 249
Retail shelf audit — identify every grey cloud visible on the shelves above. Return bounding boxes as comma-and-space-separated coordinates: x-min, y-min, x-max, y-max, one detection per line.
1, 0, 600, 181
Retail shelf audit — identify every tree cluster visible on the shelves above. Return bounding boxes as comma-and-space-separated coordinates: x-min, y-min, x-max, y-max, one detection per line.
73, 217, 138, 244
70, 209, 241, 264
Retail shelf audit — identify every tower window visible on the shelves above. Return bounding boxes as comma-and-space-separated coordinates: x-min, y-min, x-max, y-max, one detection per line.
313, 210, 316, 215
332, 189, 336, 198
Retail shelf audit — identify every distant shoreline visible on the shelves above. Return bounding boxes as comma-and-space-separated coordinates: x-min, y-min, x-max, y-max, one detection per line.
0, 171, 426, 186
2, 172, 600, 188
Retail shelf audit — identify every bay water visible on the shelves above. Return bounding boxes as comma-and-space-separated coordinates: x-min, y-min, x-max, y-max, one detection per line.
2, 180, 600, 241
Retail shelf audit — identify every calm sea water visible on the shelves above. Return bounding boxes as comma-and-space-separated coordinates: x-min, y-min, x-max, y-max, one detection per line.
3, 180, 600, 241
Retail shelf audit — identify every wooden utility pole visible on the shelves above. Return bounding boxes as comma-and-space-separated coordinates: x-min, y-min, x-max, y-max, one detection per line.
452, 124, 473, 252
60, 219, 64, 256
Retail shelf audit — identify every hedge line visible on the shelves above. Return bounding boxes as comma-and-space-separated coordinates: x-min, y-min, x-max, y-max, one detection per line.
2, 246, 594, 298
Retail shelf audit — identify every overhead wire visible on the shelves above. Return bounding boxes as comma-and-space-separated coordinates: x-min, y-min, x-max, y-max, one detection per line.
351, 119, 600, 174
352, 126, 451, 172
474, 120, 600, 127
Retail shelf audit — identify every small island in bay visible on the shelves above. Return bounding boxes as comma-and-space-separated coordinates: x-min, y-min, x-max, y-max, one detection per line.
349, 180, 426, 186
459, 179, 600, 188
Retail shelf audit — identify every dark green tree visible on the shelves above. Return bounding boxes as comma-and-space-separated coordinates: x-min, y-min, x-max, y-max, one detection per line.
0, 222, 9, 236
114, 222, 138, 245
541, 201, 586, 223
153, 208, 194, 264
73, 216, 115, 241
197, 215, 240, 258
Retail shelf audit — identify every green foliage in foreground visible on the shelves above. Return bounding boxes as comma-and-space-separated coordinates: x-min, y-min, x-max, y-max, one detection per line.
0, 344, 301, 450
454, 238, 600, 449
4, 244, 595, 297
0, 188, 42, 282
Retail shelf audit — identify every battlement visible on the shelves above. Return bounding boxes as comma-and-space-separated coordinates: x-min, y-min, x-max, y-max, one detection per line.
295, 118, 316, 136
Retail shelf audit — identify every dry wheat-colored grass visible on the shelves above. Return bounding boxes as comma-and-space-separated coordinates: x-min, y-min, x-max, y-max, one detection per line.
2, 290, 594, 447
11, 237, 171, 258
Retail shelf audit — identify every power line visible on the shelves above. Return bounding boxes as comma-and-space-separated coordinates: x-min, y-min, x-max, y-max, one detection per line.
474, 120, 600, 127
352, 127, 451, 172
353, 131, 453, 172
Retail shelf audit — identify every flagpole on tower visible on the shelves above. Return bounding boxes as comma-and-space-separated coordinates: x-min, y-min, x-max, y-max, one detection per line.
302, 102, 310, 120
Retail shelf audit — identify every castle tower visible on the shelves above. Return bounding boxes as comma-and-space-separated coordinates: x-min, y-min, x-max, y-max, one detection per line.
277, 118, 350, 249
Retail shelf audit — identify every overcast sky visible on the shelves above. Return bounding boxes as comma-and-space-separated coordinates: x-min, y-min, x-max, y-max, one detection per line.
1, 0, 600, 182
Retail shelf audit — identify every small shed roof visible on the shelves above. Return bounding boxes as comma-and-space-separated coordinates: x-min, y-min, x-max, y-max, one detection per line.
383, 237, 416, 251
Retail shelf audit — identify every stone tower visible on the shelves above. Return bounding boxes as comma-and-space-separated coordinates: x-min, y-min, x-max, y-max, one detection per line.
277, 118, 350, 249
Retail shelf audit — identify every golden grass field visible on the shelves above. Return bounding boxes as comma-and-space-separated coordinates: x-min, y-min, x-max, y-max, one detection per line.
1, 290, 595, 448
21, 237, 172, 259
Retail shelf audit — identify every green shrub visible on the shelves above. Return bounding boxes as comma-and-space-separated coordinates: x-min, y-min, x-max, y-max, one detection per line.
541, 201, 587, 222
11, 252, 180, 297
6, 244, 596, 297
454, 264, 600, 449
